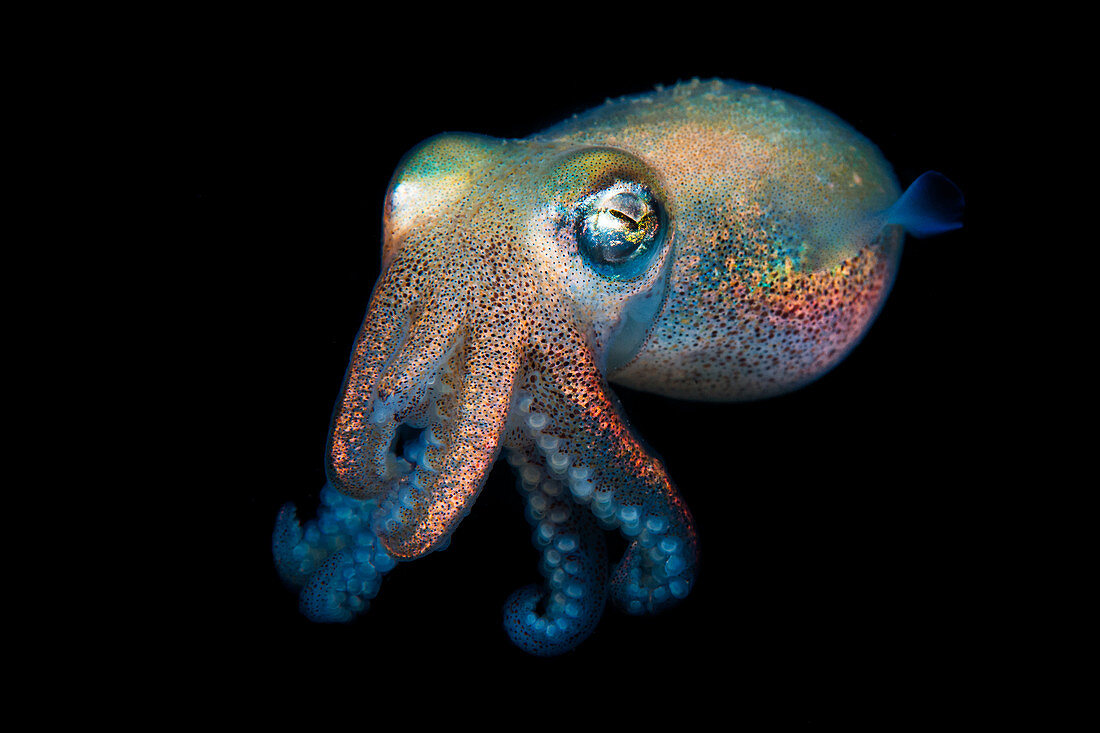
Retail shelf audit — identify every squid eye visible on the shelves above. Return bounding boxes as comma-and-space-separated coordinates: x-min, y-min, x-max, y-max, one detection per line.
576, 184, 663, 269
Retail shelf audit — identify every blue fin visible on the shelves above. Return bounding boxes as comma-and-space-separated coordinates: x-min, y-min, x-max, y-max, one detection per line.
885, 171, 964, 238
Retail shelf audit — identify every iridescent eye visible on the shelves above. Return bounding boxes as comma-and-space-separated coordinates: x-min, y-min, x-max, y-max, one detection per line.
576, 183, 663, 269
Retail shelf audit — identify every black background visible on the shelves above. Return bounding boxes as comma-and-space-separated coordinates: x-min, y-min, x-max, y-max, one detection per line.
172, 25, 992, 722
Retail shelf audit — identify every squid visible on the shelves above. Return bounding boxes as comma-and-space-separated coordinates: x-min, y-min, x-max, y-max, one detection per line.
273, 78, 962, 655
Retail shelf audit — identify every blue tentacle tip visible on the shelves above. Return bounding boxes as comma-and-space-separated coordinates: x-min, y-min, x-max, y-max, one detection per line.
272, 483, 396, 624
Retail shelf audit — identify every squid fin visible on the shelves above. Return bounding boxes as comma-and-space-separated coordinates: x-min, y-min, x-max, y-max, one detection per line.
885, 171, 964, 238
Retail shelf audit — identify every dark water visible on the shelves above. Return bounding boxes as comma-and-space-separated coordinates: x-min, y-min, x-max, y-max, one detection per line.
170, 39, 991, 722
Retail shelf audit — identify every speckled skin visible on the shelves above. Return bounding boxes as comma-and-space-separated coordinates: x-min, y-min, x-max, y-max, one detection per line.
274, 79, 909, 655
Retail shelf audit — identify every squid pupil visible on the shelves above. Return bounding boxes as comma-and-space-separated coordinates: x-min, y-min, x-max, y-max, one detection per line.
608, 208, 638, 226
577, 188, 661, 268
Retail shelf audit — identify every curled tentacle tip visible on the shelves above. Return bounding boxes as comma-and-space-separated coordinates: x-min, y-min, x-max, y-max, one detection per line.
273, 485, 396, 623
503, 585, 600, 656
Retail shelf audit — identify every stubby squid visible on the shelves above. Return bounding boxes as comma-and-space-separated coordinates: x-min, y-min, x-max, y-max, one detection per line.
272, 78, 962, 655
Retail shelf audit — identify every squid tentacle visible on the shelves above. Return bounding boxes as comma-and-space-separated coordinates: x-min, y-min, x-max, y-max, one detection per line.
272, 484, 397, 623
373, 332, 522, 558
518, 343, 699, 615
502, 447, 609, 656
327, 271, 422, 500
374, 299, 465, 420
